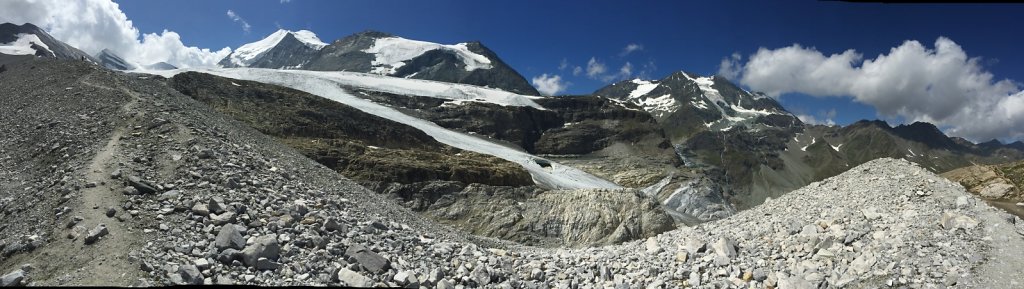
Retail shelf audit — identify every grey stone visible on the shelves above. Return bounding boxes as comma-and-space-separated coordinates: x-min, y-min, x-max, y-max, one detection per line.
241, 234, 280, 267
324, 218, 346, 232
849, 252, 877, 276
0, 269, 24, 287
344, 244, 390, 274
105, 207, 116, 217
84, 224, 108, 244
712, 237, 737, 259
211, 211, 236, 226
176, 264, 203, 285
209, 197, 227, 214
394, 270, 418, 286
337, 268, 373, 287
436, 279, 454, 289
940, 211, 979, 230
216, 248, 242, 265
191, 203, 209, 216
126, 176, 157, 194
470, 265, 490, 286
255, 257, 281, 271
215, 224, 245, 250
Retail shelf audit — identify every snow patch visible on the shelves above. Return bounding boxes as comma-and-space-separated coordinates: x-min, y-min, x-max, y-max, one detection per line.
801, 137, 816, 152
364, 37, 492, 75
832, 143, 843, 151
628, 79, 659, 99
0, 34, 52, 56
636, 94, 678, 118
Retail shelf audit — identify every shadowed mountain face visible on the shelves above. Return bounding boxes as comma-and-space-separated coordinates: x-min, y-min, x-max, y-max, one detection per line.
168, 71, 533, 187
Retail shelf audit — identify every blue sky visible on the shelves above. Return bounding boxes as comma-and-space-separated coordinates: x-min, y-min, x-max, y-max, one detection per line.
104, 1, 1024, 140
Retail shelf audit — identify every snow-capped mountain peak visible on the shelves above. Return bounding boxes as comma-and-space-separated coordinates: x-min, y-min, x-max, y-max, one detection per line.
225, 29, 327, 67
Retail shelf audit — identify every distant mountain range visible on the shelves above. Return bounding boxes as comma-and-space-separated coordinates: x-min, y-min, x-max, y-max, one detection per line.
4, 20, 1024, 215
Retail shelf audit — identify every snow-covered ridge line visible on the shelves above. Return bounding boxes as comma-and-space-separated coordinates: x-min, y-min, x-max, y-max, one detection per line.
229, 30, 327, 67
139, 68, 610, 189
365, 36, 492, 75
138, 68, 544, 109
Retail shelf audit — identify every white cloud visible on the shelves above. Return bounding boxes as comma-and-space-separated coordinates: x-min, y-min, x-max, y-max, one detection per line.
600, 62, 632, 82
280, 0, 292, 3
796, 109, 836, 126
620, 43, 643, 56
722, 37, 1024, 141
572, 66, 583, 76
718, 52, 742, 80
0, 0, 230, 68
226, 10, 251, 34
586, 57, 607, 79
531, 73, 570, 96
558, 58, 569, 70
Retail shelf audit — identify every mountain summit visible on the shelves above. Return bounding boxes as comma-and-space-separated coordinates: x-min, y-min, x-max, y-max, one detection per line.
595, 71, 800, 142
0, 22, 96, 62
219, 29, 328, 68
219, 30, 539, 95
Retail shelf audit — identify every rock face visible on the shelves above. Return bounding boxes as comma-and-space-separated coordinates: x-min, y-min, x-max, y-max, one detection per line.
943, 160, 1024, 202
428, 186, 675, 247
95, 48, 134, 70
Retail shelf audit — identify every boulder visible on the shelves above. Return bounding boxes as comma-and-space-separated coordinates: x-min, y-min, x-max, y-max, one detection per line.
215, 225, 245, 250
84, 224, 109, 245
126, 176, 158, 194
344, 244, 390, 274
0, 269, 24, 287
337, 268, 373, 287
241, 234, 280, 267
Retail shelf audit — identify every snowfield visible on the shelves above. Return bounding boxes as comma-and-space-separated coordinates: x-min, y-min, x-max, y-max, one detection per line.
0, 33, 51, 56
139, 68, 617, 190
364, 36, 493, 75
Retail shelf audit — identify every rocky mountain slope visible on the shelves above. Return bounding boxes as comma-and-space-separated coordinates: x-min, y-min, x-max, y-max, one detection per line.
2, 63, 1022, 287
96, 48, 134, 70
596, 72, 1024, 210
217, 30, 539, 95
943, 159, 1024, 203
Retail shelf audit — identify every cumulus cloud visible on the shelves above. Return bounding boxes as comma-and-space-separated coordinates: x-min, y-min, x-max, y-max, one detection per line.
721, 37, 1024, 141
572, 66, 583, 76
0, 0, 230, 68
620, 43, 643, 56
532, 74, 570, 96
586, 57, 607, 79
226, 10, 251, 34
796, 109, 836, 126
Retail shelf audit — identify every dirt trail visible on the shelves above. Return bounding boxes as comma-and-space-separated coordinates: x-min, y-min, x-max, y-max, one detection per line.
18, 74, 147, 286
967, 206, 1024, 288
